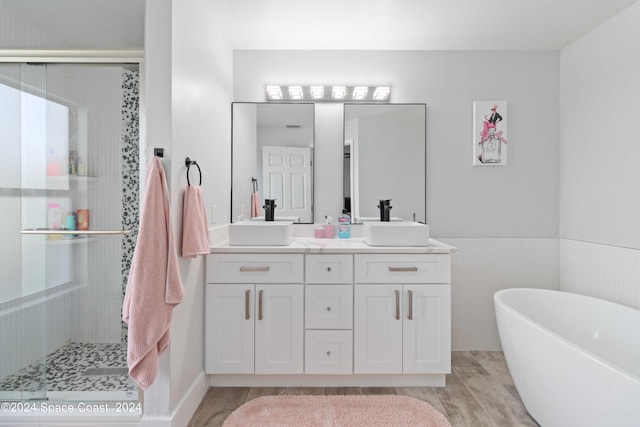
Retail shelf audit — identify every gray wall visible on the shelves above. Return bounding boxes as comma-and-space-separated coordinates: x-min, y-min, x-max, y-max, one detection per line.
234, 50, 560, 238
560, 1, 640, 250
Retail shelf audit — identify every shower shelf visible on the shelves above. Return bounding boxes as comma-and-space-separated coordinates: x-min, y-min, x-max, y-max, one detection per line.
21, 229, 132, 235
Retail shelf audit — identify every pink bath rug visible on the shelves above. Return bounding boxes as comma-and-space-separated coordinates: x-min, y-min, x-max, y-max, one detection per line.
222, 394, 451, 427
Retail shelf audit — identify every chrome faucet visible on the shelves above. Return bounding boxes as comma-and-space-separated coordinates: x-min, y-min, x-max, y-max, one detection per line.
378, 199, 392, 222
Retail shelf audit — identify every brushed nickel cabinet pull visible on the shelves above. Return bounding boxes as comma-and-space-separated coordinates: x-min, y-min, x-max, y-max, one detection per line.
407, 289, 414, 320
240, 266, 270, 272
388, 266, 418, 272
258, 289, 264, 320
245, 289, 251, 320
395, 290, 400, 320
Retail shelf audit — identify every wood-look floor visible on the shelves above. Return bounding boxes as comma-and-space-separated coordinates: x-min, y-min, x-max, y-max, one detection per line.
188, 351, 540, 427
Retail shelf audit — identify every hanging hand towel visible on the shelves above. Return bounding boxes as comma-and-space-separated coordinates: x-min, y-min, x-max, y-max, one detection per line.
250, 178, 260, 218
181, 184, 210, 257
250, 191, 261, 218
123, 156, 184, 389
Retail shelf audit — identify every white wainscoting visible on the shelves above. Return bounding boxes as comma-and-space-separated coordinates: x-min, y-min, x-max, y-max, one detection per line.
559, 238, 640, 310
439, 237, 559, 351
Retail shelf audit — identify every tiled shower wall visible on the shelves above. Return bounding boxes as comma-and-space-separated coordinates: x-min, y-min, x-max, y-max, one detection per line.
120, 67, 140, 343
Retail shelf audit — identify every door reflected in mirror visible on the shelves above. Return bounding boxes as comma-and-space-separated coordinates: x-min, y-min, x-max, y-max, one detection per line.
344, 104, 426, 223
232, 102, 314, 223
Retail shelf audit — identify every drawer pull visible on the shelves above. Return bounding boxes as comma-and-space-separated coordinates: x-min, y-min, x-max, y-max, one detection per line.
395, 290, 400, 320
388, 266, 418, 272
326, 351, 332, 357
240, 266, 270, 272
258, 290, 264, 320
327, 267, 332, 272
245, 289, 251, 320
326, 306, 332, 312
407, 289, 414, 320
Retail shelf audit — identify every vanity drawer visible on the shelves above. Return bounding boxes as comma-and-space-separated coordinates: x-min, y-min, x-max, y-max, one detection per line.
305, 285, 353, 329
305, 330, 353, 374
354, 254, 451, 284
305, 254, 353, 284
207, 254, 303, 283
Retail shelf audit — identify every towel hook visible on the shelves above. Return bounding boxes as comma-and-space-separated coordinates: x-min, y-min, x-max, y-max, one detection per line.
185, 157, 202, 186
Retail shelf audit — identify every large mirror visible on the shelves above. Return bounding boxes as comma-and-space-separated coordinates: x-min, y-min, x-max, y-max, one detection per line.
232, 102, 314, 223
344, 103, 426, 223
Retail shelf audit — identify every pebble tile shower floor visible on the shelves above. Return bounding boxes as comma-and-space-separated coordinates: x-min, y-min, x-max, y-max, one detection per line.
0, 342, 135, 393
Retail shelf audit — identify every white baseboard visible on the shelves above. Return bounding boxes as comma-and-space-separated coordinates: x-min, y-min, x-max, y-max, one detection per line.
170, 371, 209, 427
139, 371, 208, 427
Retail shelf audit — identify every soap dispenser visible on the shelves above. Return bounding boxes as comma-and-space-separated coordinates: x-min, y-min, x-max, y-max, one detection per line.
324, 215, 335, 238
338, 210, 351, 238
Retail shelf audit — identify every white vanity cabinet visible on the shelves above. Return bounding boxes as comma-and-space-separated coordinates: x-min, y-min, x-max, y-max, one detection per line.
353, 254, 451, 375
206, 238, 455, 387
205, 254, 304, 374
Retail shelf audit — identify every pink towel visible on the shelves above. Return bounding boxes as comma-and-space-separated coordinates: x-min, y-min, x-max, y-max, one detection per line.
181, 185, 210, 258
123, 157, 184, 389
250, 191, 261, 218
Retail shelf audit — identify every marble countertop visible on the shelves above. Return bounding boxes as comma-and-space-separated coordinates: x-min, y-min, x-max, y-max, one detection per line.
210, 237, 457, 254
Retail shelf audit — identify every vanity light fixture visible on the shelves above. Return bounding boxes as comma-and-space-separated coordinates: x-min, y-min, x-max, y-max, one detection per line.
332, 86, 347, 100
373, 86, 391, 101
265, 85, 391, 102
310, 86, 324, 100
288, 85, 304, 100
352, 86, 368, 100
266, 85, 283, 100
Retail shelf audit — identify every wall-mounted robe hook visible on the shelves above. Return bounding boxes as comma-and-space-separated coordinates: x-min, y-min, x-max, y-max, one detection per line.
154, 148, 164, 157
185, 157, 202, 186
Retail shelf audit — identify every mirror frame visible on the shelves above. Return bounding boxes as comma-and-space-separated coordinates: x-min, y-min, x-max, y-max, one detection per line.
231, 101, 315, 224
343, 102, 427, 224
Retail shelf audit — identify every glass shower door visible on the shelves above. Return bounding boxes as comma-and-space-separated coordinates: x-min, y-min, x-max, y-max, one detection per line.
0, 62, 140, 406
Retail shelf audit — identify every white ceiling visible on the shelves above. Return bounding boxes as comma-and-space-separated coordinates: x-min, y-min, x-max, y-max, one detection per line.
1, 0, 637, 51
216, 0, 638, 50
1, 0, 145, 50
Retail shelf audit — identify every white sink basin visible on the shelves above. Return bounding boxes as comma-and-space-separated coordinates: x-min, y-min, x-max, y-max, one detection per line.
228, 221, 293, 246
363, 222, 429, 247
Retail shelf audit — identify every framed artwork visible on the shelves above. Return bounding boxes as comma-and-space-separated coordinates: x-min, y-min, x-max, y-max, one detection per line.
473, 101, 507, 166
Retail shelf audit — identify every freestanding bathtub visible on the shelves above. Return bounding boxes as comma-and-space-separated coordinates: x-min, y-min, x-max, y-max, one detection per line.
494, 288, 640, 427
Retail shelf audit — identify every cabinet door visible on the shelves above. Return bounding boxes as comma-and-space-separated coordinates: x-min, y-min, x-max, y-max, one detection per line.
205, 284, 254, 374
353, 284, 403, 374
403, 284, 451, 374
255, 284, 304, 374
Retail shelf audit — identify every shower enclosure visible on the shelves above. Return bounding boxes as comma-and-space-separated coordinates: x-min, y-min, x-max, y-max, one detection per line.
0, 62, 140, 406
